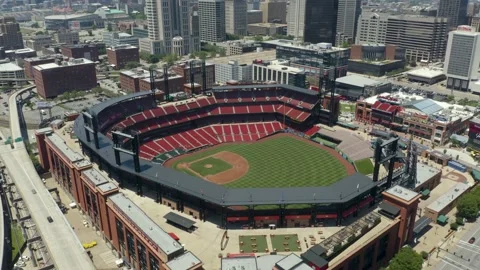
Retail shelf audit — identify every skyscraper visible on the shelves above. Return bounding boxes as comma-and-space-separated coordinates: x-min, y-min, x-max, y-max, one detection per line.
198, 0, 226, 42
386, 15, 448, 62
225, 0, 247, 36
0, 17, 24, 50
287, 0, 338, 44
336, 0, 361, 45
444, 29, 480, 91
438, 0, 469, 30
355, 12, 389, 44
142, 0, 199, 55
260, 0, 287, 23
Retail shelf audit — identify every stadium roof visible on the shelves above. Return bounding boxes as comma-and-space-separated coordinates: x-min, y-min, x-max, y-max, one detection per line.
75, 93, 377, 206
88, 90, 153, 116
407, 99, 444, 115
211, 84, 319, 96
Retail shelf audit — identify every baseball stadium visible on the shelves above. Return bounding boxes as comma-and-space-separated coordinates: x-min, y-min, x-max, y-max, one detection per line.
74, 84, 379, 228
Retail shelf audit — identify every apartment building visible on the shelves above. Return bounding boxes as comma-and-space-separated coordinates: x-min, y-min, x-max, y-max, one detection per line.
355, 12, 389, 44
225, 0, 247, 36
198, 0, 226, 42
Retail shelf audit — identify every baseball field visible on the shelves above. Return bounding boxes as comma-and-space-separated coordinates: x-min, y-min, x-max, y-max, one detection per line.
166, 134, 355, 188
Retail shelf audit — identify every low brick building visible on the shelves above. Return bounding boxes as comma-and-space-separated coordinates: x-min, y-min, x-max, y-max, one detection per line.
106, 45, 139, 70
23, 55, 62, 79
120, 68, 185, 94
61, 44, 99, 62
33, 58, 97, 98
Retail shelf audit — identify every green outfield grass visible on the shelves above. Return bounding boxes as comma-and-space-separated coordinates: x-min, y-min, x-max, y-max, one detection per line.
172, 136, 349, 188
340, 103, 355, 113
355, 158, 374, 175
189, 157, 232, 176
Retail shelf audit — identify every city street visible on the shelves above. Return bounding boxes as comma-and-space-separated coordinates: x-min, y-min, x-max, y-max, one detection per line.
436, 222, 480, 270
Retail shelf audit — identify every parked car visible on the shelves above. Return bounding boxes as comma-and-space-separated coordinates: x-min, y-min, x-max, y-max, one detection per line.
469, 237, 476, 244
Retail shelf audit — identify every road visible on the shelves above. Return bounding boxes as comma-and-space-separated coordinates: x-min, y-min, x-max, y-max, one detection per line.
0, 86, 95, 270
436, 222, 480, 270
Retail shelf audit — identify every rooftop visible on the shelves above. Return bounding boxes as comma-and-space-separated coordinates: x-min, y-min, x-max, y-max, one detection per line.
108, 45, 138, 51
276, 254, 311, 270
221, 256, 257, 270
427, 182, 470, 213
206, 50, 276, 65
0, 62, 23, 72
262, 39, 348, 53
34, 58, 94, 70
45, 13, 96, 20
82, 168, 108, 187
47, 133, 86, 163
328, 212, 397, 267
335, 74, 380, 88
108, 193, 183, 256
407, 68, 445, 79
97, 182, 118, 193
248, 22, 288, 27
165, 251, 202, 270
384, 185, 419, 202
416, 163, 441, 188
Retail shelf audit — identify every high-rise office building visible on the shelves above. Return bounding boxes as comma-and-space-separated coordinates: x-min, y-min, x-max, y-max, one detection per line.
260, 0, 287, 23
386, 15, 448, 62
336, 0, 361, 45
355, 12, 389, 44
444, 29, 480, 91
198, 0, 226, 42
287, 0, 338, 44
142, 0, 200, 55
225, 0, 247, 36
0, 17, 24, 50
438, 0, 469, 30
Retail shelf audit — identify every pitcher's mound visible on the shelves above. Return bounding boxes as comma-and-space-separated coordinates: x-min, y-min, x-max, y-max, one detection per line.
204, 164, 213, 168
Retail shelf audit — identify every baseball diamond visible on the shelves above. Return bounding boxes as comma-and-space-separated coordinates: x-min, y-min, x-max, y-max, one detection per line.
167, 134, 355, 188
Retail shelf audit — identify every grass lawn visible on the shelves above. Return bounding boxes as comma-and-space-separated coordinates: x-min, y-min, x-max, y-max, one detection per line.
340, 103, 355, 113
11, 223, 25, 261
172, 136, 348, 188
270, 234, 302, 252
239, 235, 269, 253
189, 157, 232, 176
355, 158, 374, 175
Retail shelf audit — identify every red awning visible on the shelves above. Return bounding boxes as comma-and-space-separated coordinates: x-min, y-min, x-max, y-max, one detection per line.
316, 213, 337, 219
168, 232, 180, 241
359, 196, 374, 209
254, 215, 280, 221
342, 206, 357, 218
227, 216, 249, 222
285, 215, 311, 220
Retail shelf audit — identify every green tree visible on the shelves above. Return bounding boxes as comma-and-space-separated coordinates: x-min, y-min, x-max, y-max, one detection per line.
92, 24, 97, 30
219, 48, 227, 57
197, 51, 208, 61
389, 247, 423, 270
189, 53, 196, 59
31, 22, 39, 28
107, 23, 113, 32
410, 61, 417, 67
163, 53, 179, 66
457, 194, 479, 220
446, 95, 455, 102
226, 33, 242, 40
341, 41, 351, 48
420, 251, 429, 260
253, 35, 263, 42
87, 30, 93, 36
125, 61, 140, 69
451, 222, 459, 230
